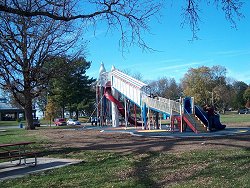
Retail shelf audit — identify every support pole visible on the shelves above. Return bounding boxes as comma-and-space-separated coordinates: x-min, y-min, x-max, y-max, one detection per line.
124, 97, 128, 129
147, 108, 150, 130
134, 104, 137, 128
142, 103, 147, 130
159, 113, 162, 130
155, 112, 159, 129
100, 87, 103, 126
180, 97, 183, 132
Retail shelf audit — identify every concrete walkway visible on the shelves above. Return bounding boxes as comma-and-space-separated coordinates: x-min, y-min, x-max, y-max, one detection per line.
0, 158, 82, 181
83, 125, 250, 138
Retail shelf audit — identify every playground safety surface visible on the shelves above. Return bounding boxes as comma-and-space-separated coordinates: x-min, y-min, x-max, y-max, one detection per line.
84, 125, 250, 138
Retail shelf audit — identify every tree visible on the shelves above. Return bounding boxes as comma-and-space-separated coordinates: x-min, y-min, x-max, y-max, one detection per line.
0, 0, 245, 43
232, 81, 248, 109
148, 77, 182, 99
48, 56, 96, 119
0, 0, 162, 50
122, 69, 144, 81
181, 0, 244, 39
243, 87, 250, 108
0, 4, 81, 129
182, 65, 227, 106
213, 84, 234, 113
45, 98, 58, 126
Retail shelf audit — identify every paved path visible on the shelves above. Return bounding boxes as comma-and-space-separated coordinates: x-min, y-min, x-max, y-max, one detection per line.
0, 158, 82, 181
83, 125, 250, 138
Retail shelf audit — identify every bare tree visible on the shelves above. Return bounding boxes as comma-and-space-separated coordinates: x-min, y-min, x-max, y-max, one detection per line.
122, 69, 144, 81
0, 3, 82, 129
181, 0, 244, 39
1, 1, 245, 43
0, 0, 162, 50
148, 77, 182, 99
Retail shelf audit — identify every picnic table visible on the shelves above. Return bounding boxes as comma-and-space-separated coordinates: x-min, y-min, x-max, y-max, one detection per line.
0, 142, 37, 166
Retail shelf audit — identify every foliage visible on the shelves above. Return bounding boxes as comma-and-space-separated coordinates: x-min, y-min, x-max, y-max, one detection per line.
182, 66, 227, 106
48, 56, 96, 118
232, 81, 248, 109
243, 87, 250, 108
45, 98, 58, 126
213, 84, 234, 113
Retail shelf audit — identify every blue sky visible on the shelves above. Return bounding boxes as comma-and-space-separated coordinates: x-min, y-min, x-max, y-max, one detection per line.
85, 1, 250, 84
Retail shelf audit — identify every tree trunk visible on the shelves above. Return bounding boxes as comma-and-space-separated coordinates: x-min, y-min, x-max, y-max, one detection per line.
25, 97, 35, 130
76, 110, 79, 119
62, 106, 65, 118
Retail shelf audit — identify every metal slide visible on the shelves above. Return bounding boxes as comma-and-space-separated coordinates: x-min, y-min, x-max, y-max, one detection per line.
194, 105, 226, 130
104, 88, 142, 126
194, 106, 209, 127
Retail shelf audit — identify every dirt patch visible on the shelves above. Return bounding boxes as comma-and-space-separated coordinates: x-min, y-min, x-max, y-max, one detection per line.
29, 126, 250, 154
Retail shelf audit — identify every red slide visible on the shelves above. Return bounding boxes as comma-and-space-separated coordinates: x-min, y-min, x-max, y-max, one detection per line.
104, 88, 141, 126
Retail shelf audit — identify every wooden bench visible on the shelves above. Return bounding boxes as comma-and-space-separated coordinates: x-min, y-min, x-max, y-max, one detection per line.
0, 142, 37, 166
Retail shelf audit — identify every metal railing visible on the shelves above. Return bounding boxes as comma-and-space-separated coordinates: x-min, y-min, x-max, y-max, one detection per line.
142, 96, 181, 114
195, 105, 209, 128
183, 108, 197, 131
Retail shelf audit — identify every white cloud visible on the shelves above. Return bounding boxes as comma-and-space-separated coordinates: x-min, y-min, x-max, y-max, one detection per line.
153, 59, 214, 72
212, 49, 250, 57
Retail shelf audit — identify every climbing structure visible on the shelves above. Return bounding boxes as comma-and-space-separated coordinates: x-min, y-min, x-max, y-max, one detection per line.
96, 63, 225, 133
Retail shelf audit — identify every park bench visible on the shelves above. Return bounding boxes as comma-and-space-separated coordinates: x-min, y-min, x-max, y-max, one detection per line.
0, 142, 37, 166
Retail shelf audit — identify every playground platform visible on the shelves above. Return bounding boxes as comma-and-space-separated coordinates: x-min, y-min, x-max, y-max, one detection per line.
83, 125, 250, 138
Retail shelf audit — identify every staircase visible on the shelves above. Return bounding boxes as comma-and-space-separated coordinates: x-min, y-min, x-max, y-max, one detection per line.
183, 114, 207, 133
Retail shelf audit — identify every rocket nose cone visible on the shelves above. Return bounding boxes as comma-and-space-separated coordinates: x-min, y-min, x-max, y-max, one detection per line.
99, 62, 106, 74
111, 65, 116, 71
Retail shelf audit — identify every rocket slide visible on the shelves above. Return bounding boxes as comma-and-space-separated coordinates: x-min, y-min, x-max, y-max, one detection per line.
104, 89, 142, 126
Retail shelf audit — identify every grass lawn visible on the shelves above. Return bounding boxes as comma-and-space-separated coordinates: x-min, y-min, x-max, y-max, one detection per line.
0, 121, 20, 127
1, 147, 249, 187
220, 113, 250, 124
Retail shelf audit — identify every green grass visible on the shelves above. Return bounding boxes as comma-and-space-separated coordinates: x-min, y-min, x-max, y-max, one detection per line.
220, 113, 250, 124
0, 121, 20, 127
0, 129, 41, 144
1, 148, 249, 188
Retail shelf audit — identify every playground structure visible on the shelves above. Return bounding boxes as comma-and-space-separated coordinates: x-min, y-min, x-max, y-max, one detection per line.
96, 63, 226, 133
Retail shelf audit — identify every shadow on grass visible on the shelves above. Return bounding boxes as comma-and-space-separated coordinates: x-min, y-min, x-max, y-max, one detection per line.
131, 152, 159, 187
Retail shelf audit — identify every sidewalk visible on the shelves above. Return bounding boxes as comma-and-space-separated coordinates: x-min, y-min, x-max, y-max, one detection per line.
0, 157, 82, 181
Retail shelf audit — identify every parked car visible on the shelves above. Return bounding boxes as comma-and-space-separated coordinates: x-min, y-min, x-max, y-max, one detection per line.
238, 109, 249, 114
54, 118, 67, 126
33, 118, 41, 127
90, 117, 98, 125
66, 119, 81, 125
